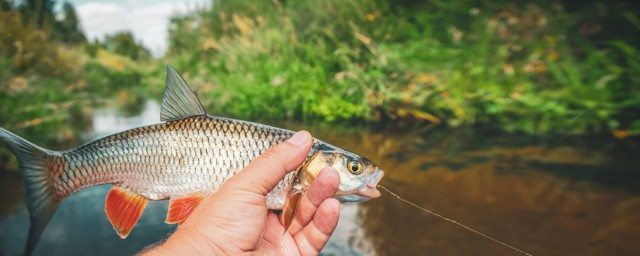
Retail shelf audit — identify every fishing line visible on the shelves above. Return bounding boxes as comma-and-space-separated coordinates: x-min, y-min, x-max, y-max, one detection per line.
378, 185, 532, 256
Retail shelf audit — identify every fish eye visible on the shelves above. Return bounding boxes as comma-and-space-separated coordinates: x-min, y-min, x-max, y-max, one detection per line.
347, 161, 363, 175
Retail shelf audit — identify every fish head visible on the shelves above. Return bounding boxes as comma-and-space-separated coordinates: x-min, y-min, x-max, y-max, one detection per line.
301, 150, 384, 202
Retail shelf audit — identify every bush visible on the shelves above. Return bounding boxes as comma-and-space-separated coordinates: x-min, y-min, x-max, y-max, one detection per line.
163, 0, 640, 135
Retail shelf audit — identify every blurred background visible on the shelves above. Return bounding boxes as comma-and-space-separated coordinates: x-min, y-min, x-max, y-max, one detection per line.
1, 0, 639, 255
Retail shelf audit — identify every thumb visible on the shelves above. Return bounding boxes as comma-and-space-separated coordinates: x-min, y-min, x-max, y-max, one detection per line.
228, 130, 312, 195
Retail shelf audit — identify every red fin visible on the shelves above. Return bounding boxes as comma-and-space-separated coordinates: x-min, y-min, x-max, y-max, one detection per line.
165, 194, 204, 224
105, 187, 148, 239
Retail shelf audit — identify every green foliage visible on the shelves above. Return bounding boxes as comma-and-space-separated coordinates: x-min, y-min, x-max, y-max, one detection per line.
162, 0, 639, 135
0, 0, 150, 139
0, 0, 87, 75
53, 2, 86, 45
0, 8, 68, 74
1, 0, 638, 137
101, 32, 151, 61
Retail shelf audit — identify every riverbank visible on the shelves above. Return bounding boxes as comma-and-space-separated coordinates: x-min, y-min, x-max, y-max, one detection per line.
1, 0, 639, 138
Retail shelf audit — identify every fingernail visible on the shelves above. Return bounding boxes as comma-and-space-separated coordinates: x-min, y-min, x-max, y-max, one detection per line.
287, 131, 308, 146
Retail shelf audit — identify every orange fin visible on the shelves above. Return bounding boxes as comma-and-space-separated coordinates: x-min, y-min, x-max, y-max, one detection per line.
282, 190, 302, 234
105, 187, 148, 239
165, 194, 204, 224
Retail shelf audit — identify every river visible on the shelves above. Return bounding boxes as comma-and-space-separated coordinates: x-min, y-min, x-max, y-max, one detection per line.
1, 100, 639, 255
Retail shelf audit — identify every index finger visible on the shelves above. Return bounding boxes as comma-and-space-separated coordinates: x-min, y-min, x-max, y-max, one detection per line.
284, 167, 340, 234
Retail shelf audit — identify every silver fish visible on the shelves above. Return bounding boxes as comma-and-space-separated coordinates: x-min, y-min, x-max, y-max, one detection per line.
0, 66, 384, 255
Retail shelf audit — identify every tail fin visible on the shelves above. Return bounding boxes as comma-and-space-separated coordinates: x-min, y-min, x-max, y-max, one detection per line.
0, 128, 61, 255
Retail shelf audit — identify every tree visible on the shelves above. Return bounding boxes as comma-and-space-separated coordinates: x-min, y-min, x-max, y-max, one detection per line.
54, 2, 86, 44
103, 32, 151, 60
19, 0, 56, 29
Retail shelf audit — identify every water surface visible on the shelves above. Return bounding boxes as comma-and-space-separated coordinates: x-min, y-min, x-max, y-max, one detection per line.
1, 101, 639, 255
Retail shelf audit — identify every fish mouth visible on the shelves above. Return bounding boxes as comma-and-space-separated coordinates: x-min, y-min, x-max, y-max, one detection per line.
357, 169, 384, 199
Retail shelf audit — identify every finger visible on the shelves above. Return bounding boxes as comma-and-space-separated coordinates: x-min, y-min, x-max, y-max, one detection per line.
259, 212, 296, 254
285, 167, 340, 234
293, 198, 340, 255
229, 130, 312, 195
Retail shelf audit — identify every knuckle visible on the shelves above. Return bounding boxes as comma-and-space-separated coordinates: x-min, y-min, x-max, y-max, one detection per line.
261, 148, 282, 163
258, 146, 288, 170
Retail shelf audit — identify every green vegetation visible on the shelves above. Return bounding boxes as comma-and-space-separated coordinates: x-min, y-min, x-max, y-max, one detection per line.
164, 0, 640, 135
1, 0, 639, 140
0, 0, 152, 150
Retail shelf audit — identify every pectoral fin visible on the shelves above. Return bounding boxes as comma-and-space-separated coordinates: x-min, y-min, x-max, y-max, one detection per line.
105, 187, 148, 239
282, 190, 302, 234
166, 194, 204, 224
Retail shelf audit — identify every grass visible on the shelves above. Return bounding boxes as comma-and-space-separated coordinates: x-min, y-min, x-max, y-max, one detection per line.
1, 0, 639, 138
157, 0, 640, 135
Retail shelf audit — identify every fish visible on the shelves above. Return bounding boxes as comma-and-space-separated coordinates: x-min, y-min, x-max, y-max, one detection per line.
0, 66, 385, 255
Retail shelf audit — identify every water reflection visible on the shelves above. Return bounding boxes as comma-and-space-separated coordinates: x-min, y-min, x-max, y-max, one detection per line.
89, 100, 161, 139
1, 101, 639, 255
312, 128, 640, 256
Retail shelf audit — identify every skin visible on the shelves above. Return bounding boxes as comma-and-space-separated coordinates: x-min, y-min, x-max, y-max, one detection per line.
143, 131, 341, 256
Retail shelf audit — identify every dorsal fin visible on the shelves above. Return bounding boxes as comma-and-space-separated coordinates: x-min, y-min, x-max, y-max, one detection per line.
161, 66, 206, 122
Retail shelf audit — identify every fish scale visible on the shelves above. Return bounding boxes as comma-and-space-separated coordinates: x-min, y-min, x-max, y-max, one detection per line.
52, 116, 303, 204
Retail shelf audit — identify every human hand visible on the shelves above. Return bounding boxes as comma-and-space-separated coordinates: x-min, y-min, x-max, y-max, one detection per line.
143, 131, 341, 255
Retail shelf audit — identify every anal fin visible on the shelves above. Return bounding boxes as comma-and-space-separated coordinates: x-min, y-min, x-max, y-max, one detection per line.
105, 187, 148, 239
165, 194, 204, 224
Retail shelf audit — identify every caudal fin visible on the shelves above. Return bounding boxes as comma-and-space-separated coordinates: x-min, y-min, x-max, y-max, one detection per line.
0, 128, 61, 255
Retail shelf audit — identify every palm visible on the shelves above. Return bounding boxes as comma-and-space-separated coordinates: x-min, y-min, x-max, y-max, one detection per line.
191, 169, 340, 255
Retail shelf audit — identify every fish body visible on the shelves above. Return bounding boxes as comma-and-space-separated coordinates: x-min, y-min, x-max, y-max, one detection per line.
50, 115, 301, 207
0, 66, 384, 255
